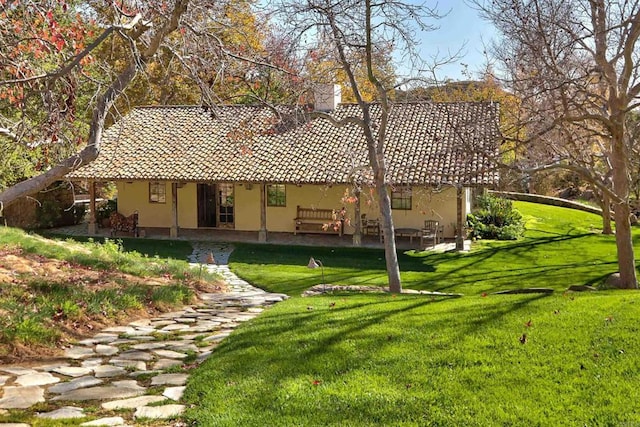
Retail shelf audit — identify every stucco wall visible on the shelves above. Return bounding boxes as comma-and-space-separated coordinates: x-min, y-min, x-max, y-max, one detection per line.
115, 181, 467, 237
234, 183, 260, 230
177, 183, 197, 228
115, 181, 197, 229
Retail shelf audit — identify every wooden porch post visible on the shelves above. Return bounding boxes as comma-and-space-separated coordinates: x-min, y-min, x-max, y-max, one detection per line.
258, 183, 267, 242
352, 187, 362, 246
456, 185, 464, 251
170, 182, 178, 238
87, 180, 97, 235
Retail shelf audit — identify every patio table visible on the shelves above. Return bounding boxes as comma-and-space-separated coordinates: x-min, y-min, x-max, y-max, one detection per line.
394, 227, 421, 244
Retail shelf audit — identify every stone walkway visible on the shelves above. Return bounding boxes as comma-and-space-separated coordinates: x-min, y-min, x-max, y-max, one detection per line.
0, 244, 288, 426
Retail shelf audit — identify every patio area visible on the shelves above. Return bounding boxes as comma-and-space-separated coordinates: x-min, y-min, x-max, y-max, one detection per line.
47, 223, 467, 252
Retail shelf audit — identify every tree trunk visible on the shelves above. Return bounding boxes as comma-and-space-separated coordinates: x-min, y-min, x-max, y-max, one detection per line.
456, 186, 465, 251
378, 183, 401, 293
601, 192, 613, 235
259, 183, 267, 242
353, 187, 362, 246
611, 135, 638, 288
0, 145, 99, 213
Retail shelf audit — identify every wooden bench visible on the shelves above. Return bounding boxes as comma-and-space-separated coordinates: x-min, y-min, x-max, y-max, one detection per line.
294, 205, 343, 235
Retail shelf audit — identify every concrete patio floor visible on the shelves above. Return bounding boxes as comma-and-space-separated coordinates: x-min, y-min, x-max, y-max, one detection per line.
48, 223, 468, 252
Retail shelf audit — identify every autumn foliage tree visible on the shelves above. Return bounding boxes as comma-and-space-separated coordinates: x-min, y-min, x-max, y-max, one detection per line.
0, 0, 278, 212
305, 41, 397, 103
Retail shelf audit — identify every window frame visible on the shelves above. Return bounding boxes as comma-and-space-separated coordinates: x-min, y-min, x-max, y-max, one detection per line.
266, 184, 286, 207
391, 186, 412, 210
149, 182, 167, 204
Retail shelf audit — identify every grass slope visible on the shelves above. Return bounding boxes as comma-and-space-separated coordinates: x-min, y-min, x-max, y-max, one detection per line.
0, 228, 209, 360
184, 202, 640, 425
229, 202, 619, 296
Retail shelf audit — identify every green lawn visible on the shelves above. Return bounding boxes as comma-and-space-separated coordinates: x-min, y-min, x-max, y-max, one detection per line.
184, 202, 640, 425
229, 202, 618, 296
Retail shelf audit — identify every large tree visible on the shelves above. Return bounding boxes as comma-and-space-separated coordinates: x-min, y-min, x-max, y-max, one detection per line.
277, 0, 440, 292
0, 0, 190, 210
0, 0, 274, 211
475, 0, 640, 288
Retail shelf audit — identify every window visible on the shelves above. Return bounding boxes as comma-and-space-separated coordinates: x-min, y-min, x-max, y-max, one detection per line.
391, 187, 412, 210
149, 182, 166, 203
267, 184, 286, 207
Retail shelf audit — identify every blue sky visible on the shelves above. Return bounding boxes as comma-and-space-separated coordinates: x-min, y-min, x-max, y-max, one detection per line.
411, 0, 498, 81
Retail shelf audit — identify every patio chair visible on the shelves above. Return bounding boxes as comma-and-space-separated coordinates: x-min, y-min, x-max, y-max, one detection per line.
361, 214, 382, 242
421, 220, 440, 249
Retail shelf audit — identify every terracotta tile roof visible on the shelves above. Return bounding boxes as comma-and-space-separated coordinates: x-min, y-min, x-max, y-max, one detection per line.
70, 102, 500, 186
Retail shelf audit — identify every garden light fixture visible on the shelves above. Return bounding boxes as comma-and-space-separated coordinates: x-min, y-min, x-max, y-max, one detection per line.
307, 257, 325, 291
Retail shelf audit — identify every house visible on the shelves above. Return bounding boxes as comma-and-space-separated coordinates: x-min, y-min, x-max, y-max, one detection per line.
70, 85, 501, 246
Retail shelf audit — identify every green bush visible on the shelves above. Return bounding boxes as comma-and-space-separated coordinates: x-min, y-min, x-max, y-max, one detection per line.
36, 199, 62, 228
467, 193, 524, 240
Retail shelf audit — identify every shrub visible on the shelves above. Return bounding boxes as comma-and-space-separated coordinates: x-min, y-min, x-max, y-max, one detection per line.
467, 193, 525, 240
36, 199, 62, 228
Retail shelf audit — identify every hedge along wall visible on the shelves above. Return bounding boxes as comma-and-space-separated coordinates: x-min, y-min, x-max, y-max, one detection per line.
2, 181, 79, 229
489, 191, 605, 216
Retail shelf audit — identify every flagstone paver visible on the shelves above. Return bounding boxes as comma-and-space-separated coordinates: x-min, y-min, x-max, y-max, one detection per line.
0, 386, 45, 409
50, 382, 146, 402
150, 373, 188, 386
64, 347, 96, 359
134, 404, 185, 420
0, 369, 37, 377
48, 377, 103, 394
162, 386, 185, 401
152, 349, 188, 359
93, 365, 127, 378
80, 416, 126, 426
36, 406, 85, 419
95, 345, 119, 356
101, 395, 166, 410
51, 366, 94, 378
14, 373, 59, 387
0, 243, 288, 426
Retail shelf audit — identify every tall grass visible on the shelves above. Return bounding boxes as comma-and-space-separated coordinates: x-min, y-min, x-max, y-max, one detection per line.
0, 227, 214, 353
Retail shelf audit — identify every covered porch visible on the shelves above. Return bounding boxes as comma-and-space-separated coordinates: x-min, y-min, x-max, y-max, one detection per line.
82, 180, 472, 251
49, 222, 469, 252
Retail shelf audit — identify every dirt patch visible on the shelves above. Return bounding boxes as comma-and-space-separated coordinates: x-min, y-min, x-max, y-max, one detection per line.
0, 247, 225, 364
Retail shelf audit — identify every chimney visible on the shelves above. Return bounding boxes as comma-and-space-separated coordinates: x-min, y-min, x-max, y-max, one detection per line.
314, 84, 342, 112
